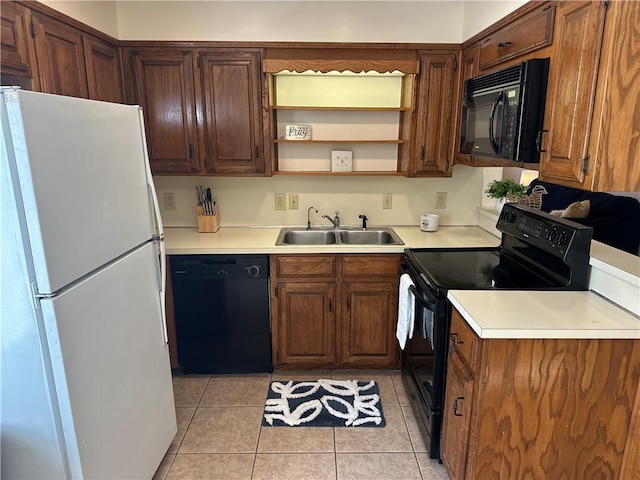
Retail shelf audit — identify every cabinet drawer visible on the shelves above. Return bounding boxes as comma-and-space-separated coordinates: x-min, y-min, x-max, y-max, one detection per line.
341, 255, 400, 278
450, 308, 481, 372
479, 5, 555, 70
274, 255, 336, 278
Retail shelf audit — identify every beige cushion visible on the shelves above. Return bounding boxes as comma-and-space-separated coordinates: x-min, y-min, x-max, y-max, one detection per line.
550, 200, 591, 218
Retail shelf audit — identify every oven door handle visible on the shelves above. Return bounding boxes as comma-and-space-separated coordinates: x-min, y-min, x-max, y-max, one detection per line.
408, 285, 436, 312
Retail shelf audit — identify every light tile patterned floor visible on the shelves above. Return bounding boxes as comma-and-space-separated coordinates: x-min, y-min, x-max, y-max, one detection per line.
153, 370, 448, 480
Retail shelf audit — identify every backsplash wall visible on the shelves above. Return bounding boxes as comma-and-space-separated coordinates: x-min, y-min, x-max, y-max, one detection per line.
154, 165, 488, 228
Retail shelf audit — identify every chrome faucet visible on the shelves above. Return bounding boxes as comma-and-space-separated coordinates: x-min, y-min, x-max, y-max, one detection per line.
358, 214, 368, 230
322, 210, 340, 228
306, 206, 318, 230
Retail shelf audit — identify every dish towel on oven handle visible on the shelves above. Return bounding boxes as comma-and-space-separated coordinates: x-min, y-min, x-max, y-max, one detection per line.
396, 273, 415, 350
418, 303, 435, 351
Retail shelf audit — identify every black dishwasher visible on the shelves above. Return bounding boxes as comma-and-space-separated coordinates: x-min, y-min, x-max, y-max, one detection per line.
170, 255, 273, 374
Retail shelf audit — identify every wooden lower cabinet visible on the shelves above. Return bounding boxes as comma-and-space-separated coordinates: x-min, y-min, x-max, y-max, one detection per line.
442, 307, 640, 480
271, 254, 400, 368
275, 282, 336, 365
341, 282, 398, 367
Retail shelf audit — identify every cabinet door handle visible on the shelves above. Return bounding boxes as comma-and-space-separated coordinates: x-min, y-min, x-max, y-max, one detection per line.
346, 298, 350, 311
420, 146, 425, 161
498, 41, 512, 48
449, 333, 463, 354
536, 129, 548, 153
255, 146, 260, 159
189, 144, 194, 159
453, 396, 465, 416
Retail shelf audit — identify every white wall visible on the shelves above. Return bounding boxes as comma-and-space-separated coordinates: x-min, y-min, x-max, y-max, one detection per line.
461, 0, 527, 40
40, 1, 120, 38
154, 165, 488, 228
114, 1, 464, 42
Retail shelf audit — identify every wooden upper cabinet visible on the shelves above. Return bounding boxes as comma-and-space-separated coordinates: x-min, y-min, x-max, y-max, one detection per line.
587, 0, 640, 192
83, 36, 123, 103
478, 4, 555, 71
129, 49, 200, 174
1, 2, 33, 77
539, 1, 607, 188
31, 12, 88, 98
198, 50, 268, 175
409, 51, 457, 177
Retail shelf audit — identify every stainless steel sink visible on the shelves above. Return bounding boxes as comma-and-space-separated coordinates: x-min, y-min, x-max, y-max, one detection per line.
276, 227, 403, 246
338, 229, 403, 245
279, 230, 337, 245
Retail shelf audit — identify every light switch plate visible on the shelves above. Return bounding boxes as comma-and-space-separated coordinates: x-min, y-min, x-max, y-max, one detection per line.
331, 150, 353, 172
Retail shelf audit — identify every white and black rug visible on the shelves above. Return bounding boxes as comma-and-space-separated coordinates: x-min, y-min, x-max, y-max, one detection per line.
262, 379, 385, 427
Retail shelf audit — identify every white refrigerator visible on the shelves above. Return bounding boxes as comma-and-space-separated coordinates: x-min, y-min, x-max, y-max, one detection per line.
1, 88, 176, 479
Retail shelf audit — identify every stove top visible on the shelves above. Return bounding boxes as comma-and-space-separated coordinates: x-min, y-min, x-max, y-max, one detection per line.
406, 248, 556, 291
405, 204, 594, 294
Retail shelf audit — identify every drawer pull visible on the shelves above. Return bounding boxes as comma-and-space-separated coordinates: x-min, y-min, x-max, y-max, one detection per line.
453, 396, 465, 416
449, 333, 464, 345
498, 41, 512, 48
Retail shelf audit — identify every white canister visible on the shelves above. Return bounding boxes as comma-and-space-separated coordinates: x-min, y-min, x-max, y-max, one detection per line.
420, 214, 440, 232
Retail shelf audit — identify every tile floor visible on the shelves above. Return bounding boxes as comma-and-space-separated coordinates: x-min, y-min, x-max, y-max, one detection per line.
153, 370, 448, 480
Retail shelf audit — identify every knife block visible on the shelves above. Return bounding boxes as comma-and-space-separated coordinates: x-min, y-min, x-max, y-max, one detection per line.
197, 203, 220, 233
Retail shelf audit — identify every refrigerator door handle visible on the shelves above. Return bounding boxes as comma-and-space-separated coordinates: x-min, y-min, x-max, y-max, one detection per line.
157, 239, 168, 345
138, 107, 168, 345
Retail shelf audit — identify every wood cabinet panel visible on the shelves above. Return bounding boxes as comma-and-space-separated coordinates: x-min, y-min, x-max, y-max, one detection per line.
341, 255, 399, 278
130, 49, 200, 174
31, 12, 88, 98
199, 50, 268, 175
1, 2, 32, 77
478, 4, 555, 71
443, 307, 640, 480
83, 36, 123, 103
539, 1, 606, 188
275, 255, 336, 278
271, 254, 400, 368
453, 45, 479, 166
449, 309, 480, 371
587, 0, 640, 192
409, 51, 456, 177
276, 282, 336, 365
441, 350, 474, 480
340, 282, 398, 366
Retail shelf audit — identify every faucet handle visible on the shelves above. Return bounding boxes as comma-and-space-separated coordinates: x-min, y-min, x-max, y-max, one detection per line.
358, 214, 368, 230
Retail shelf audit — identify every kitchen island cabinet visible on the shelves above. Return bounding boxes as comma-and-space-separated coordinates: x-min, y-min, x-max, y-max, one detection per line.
270, 254, 401, 368
442, 303, 640, 480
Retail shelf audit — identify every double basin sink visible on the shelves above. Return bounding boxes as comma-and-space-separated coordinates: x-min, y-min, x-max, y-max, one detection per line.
276, 227, 404, 246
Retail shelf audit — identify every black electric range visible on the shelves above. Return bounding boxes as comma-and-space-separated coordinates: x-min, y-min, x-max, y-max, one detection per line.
400, 203, 594, 459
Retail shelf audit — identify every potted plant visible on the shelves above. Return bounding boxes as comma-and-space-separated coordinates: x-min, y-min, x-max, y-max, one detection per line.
485, 179, 528, 213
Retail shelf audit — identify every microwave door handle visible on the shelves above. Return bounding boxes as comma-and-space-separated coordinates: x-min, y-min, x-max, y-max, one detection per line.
489, 91, 504, 155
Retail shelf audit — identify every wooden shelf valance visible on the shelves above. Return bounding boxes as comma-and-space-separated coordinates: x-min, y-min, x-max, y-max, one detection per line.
263, 59, 420, 74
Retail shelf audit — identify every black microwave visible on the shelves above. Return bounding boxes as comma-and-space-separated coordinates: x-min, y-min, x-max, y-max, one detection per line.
460, 58, 549, 163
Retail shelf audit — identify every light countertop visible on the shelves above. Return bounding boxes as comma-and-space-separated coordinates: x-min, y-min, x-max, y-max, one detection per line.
448, 290, 640, 340
164, 225, 501, 255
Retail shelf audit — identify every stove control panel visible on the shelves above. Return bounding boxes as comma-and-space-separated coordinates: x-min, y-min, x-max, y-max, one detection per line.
497, 204, 593, 257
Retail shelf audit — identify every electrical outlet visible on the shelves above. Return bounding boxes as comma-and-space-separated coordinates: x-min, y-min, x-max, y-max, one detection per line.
289, 193, 299, 210
436, 192, 447, 209
163, 192, 176, 211
274, 193, 286, 211
382, 193, 393, 209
